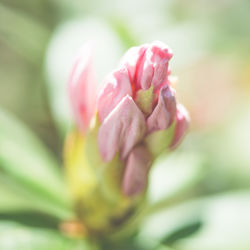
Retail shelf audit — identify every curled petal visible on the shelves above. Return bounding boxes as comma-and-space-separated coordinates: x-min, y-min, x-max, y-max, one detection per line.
137, 41, 173, 90
170, 104, 190, 149
147, 85, 176, 133
98, 95, 146, 162
119, 45, 148, 86
122, 145, 152, 196
119, 41, 172, 92
68, 43, 97, 132
97, 68, 132, 122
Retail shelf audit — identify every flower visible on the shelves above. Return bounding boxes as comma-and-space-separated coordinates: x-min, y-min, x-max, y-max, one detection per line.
68, 41, 189, 196
66, 41, 189, 231
68, 42, 97, 133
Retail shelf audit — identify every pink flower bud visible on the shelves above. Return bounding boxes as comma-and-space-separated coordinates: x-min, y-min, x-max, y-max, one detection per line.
122, 145, 152, 196
68, 43, 97, 133
98, 95, 146, 162
67, 41, 190, 199
170, 104, 190, 149
146, 85, 176, 133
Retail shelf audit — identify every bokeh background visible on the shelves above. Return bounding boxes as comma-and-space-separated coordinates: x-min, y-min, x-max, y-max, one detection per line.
0, 0, 250, 249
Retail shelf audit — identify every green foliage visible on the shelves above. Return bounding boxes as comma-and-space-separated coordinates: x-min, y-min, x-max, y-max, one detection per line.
161, 221, 202, 245
0, 0, 250, 248
0, 108, 73, 219
0, 222, 89, 250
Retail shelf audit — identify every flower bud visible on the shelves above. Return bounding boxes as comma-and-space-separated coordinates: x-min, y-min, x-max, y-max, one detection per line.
68, 43, 97, 132
66, 41, 190, 232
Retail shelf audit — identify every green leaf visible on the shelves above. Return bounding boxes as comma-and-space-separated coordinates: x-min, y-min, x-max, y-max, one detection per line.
173, 192, 250, 250
162, 221, 202, 245
0, 212, 59, 229
0, 222, 91, 250
0, 175, 33, 211
0, 108, 73, 219
139, 191, 250, 250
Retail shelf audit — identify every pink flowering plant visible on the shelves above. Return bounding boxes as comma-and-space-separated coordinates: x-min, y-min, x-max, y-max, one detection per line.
0, 40, 189, 249
65, 41, 189, 234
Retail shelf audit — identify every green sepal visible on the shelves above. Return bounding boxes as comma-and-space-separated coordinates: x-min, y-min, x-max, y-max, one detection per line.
85, 114, 103, 170
145, 121, 176, 158
135, 86, 154, 115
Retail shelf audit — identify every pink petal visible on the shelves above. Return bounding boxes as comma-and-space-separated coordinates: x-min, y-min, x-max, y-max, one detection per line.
97, 68, 132, 122
170, 104, 190, 149
150, 42, 173, 86
68, 43, 97, 133
122, 145, 152, 196
98, 95, 146, 162
119, 45, 148, 86
147, 86, 176, 133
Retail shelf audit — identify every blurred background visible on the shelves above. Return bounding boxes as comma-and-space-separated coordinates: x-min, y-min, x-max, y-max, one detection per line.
0, 0, 250, 249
